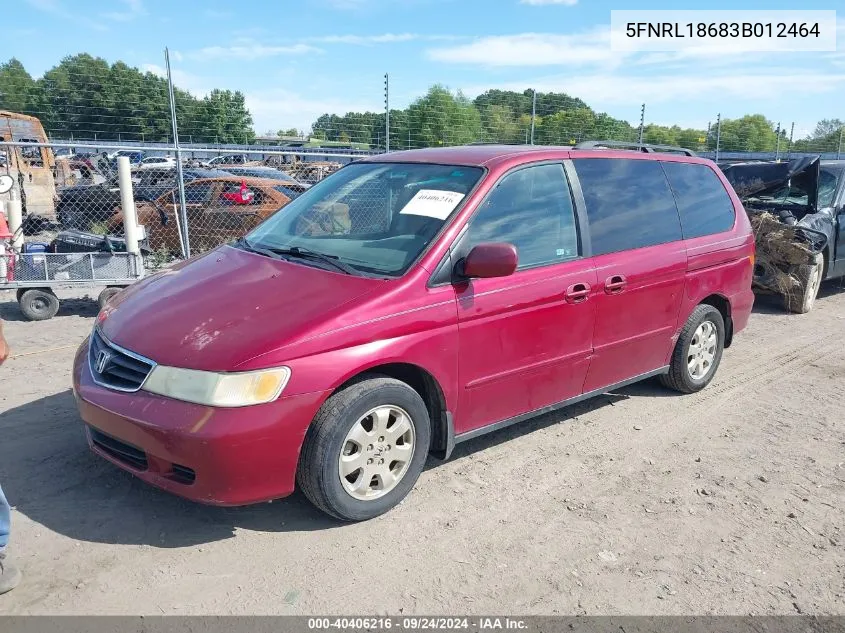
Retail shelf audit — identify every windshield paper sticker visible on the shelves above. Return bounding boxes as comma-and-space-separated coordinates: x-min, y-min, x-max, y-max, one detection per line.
399, 190, 465, 220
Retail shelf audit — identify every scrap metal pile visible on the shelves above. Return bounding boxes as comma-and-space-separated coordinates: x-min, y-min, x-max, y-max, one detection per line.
747, 211, 817, 294
720, 157, 829, 297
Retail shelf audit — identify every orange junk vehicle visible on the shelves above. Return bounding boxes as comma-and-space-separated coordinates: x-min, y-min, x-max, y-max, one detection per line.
106, 176, 306, 253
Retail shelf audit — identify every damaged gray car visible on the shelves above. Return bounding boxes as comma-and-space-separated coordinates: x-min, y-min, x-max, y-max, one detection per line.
719, 157, 845, 313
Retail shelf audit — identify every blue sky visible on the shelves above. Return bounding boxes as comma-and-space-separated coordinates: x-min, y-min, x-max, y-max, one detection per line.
7, 0, 844, 137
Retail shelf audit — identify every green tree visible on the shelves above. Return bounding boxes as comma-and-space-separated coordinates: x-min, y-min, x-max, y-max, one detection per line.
194, 89, 254, 144
709, 114, 777, 152
0, 54, 257, 142
406, 85, 481, 147
479, 104, 521, 143
0, 58, 40, 115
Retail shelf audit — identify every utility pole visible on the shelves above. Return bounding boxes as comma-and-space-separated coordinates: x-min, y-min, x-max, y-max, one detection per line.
165, 46, 190, 258
775, 122, 781, 161
787, 122, 795, 160
384, 73, 390, 153
714, 113, 722, 163
838, 126, 844, 160
638, 103, 646, 146
530, 89, 537, 145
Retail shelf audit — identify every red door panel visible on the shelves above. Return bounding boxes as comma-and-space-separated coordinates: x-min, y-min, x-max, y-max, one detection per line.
456, 259, 598, 434
582, 242, 687, 392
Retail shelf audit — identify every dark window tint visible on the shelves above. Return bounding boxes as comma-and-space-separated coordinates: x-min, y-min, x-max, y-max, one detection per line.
661, 162, 735, 238
573, 158, 682, 255
466, 163, 579, 269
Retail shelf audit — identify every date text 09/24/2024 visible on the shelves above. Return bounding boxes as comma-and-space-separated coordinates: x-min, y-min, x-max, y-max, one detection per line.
625, 22, 821, 39
307, 618, 528, 630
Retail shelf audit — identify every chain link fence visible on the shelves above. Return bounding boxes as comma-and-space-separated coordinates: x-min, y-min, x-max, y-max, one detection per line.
0, 137, 358, 266
3, 49, 844, 265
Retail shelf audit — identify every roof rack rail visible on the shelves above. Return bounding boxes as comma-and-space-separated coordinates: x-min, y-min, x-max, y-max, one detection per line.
574, 140, 697, 157
464, 141, 525, 146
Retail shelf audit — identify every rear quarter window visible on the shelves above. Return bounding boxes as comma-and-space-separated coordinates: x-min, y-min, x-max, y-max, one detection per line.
573, 158, 682, 256
661, 161, 735, 239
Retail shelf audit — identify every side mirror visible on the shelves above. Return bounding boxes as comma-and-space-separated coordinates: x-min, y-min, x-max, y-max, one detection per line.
458, 243, 518, 279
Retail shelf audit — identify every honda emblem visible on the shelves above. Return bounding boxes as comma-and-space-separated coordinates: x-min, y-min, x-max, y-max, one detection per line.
96, 350, 112, 374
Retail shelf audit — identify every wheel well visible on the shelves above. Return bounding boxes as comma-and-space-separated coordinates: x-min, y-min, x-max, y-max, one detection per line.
700, 294, 733, 348
336, 363, 451, 457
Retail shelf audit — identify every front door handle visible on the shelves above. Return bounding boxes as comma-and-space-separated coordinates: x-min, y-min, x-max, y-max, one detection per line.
565, 282, 592, 304
604, 274, 627, 294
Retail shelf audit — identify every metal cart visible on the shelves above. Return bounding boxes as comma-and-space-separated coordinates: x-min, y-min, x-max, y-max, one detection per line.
1, 250, 144, 320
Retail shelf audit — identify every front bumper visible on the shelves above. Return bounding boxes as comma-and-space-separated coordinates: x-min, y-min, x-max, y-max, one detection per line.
72, 338, 328, 506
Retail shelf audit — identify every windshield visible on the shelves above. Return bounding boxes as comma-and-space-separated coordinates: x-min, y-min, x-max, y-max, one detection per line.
745, 167, 839, 209
246, 162, 483, 276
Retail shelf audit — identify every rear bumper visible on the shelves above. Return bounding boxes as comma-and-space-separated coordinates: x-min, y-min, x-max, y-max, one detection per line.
72, 338, 328, 506
730, 288, 755, 336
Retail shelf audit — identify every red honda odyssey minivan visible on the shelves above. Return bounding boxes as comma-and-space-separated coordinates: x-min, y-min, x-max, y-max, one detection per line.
73, 145, 755, 521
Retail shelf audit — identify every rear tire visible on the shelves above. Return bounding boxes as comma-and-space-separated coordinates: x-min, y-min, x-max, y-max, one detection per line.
18, 288, 60, 321
659, 304, 725, 394
783, 252, 824, 314
297, 375, 431, 521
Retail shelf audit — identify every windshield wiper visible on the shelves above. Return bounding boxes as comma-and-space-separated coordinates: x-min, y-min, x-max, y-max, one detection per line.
234, 237, 285, 260
264, 245, 358, 275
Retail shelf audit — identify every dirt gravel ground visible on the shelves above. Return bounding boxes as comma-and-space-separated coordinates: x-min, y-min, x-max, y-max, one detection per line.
0, 283, 844, 616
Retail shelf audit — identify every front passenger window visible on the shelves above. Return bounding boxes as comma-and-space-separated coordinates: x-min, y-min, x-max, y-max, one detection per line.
464, 163, 579, 269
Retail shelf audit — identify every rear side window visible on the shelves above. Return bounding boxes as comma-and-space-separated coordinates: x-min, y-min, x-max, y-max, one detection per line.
661, 162, 735, 238
573, 158, 682, 256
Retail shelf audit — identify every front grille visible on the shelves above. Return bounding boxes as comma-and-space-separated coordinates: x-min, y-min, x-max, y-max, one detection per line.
89, 427, 148, 470
89, 328, 154, 392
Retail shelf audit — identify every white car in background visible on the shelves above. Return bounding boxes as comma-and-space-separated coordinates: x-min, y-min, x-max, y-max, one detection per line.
203, 153, 249, 168
136, 156, 177, 170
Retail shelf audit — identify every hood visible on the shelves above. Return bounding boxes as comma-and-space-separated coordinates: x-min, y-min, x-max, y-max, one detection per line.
720, 156, 821, 210
99, 246, 383, 371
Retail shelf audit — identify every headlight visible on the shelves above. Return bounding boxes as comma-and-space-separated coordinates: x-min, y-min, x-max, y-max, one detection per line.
142, 365, 291, 407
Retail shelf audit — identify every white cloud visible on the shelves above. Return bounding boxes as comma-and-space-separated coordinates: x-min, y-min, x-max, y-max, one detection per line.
427, 30, 618, 67
104, 0, 146, 21
141, 64, 211, 97
191, 43, 322, 61
26, 0, 108, 30
520, 0, 578, 5
245, 90, 382, 132
308, 33, 460, 45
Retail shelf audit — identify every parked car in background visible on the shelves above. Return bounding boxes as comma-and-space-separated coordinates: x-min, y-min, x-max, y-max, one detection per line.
720, 157, 845, 313
75, 143, 755, 521
106, 175, 303, 252
137, 156, 177, 170
203, 154, 249, 168
56, 168, 230, 231
288, 160, 344, 185
221, 166, 310, 198
108, 150, 145, 165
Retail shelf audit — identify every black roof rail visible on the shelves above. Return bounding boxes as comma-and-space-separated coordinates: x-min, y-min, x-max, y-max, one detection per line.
574, 140, 697, 157
464, 141, 525, 146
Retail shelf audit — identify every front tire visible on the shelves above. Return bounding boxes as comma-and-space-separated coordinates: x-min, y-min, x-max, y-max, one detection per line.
297, 375, 431, 521
660, 304, 725, 394
783, 252, 824, 314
